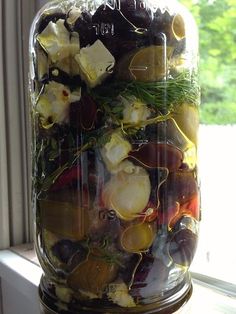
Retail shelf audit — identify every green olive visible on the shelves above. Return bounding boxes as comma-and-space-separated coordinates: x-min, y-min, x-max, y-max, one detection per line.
121, 223, 156, 253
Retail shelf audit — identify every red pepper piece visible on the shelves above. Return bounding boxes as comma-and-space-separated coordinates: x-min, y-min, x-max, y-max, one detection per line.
179, 194, 200, 221
158, 194, 200, 229
129, 143, 183, 172
50, 166, 80, 191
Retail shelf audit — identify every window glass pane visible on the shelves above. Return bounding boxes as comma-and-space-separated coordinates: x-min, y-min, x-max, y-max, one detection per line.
191, 125, 236, 285
180, 0, 236, 284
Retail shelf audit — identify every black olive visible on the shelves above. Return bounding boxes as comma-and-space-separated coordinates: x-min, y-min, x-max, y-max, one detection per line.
73, 11, 96, 47
168, 229, 198, 266
48, 67, 83, 88
148, 9, 186, 55
92, 3, 150, 59
39, 67, 84, 91
48, 67, 71, 85
148, 9, 173, 45
131, 254, 170, 296
52, 239, 78, 264
119, 0, 153, 29
92, 5, 137, 37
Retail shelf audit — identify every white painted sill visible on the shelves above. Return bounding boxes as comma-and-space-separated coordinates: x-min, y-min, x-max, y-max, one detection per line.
0, 246, 42, 314
0, 245, 236, 314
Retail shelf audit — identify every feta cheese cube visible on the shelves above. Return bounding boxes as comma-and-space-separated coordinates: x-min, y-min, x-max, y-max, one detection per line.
75, 39, 115, 88
36, 81, 81, 128
122, 96, 151, 124
66, 7, 82, 27
107, 281, 136, 308
55, 286, 73, 304
101, 132, 131, 172
37, 19, 80, 63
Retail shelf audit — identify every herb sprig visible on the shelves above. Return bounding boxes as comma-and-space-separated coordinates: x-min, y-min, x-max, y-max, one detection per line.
90, 71, 200, 114
36, 72, 199, 192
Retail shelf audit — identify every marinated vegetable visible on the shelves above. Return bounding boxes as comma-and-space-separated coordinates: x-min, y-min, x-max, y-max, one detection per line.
30, 0, 200, 313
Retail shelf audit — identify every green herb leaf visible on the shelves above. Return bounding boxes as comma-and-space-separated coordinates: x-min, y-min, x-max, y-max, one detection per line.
90, 72, 200, 118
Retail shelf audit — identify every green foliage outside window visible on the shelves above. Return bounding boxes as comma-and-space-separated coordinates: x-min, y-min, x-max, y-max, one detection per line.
180, 0, 236, 124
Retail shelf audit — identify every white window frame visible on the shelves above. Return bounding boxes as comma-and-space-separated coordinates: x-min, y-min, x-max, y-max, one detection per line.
0, 0, 36, 248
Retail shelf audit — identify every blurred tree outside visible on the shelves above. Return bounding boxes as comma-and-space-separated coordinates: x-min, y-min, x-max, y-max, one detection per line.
180, 0, 236, 124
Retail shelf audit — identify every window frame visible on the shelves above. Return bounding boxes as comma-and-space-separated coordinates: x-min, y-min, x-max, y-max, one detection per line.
0, 0, 36, 248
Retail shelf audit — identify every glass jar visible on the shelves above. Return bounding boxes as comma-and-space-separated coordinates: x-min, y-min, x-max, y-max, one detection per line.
29, 0, 200, 313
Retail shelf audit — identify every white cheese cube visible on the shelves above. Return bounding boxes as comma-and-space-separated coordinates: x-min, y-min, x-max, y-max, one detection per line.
36, 48, 49, 80
37, 19, 80, 63
101, 132, 131, 172
67, 7, 82, 27
75, 39, 115, 88
122, 96, 151, 124
55, 286, 73, 304
107, 281, 136, 308
36, 81, 81, 128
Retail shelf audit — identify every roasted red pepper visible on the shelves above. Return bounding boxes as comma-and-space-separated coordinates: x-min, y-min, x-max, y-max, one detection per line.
50, 166, 80, 191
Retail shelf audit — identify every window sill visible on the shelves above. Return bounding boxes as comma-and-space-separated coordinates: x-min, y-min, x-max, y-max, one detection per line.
0, 245, 236, 314
0, 245, 42, 314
